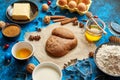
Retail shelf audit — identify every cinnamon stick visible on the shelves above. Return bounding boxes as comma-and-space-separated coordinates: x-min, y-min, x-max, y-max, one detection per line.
53, 18, 70, 22
50, 16, 66, 19
109, 36, 120, 43
61, 17, 77, 25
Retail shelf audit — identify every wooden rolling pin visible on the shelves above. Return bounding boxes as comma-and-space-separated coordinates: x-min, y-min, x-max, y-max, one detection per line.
109, 36, 120, 43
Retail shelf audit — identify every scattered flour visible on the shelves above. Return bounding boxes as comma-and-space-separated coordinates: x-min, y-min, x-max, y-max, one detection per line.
96, 44, 120, 76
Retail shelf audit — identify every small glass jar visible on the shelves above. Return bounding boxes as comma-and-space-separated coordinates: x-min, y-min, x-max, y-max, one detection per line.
85, 18, 105, 42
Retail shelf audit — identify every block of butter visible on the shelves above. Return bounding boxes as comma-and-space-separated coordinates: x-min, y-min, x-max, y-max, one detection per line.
12, 3, 30, 20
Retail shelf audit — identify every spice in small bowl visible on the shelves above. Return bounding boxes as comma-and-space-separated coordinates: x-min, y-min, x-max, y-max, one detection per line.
2, 23, 21, 40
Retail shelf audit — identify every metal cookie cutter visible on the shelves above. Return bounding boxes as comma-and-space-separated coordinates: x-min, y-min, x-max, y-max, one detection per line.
73, 59, 93, 80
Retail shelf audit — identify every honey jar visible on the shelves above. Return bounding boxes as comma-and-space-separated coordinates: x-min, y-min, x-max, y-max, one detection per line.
85, 18, 105, 42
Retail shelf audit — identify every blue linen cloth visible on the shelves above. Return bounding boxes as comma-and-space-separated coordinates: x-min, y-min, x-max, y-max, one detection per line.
0, 0, 120, 80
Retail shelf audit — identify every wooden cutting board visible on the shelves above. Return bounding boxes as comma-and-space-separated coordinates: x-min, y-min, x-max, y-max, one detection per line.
24, 22, 96, 69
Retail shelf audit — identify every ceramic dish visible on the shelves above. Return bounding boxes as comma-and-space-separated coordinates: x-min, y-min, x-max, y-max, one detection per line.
2, 23, 21, 40
6, 1, 38, 24
94, 42, 120, 77
12, 41, 34, 60
32, 62, 62, 80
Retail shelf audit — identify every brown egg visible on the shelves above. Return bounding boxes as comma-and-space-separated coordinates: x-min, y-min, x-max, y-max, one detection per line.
77, 3, 87, 12
68, 1, 77, 9
42, 4, 49, 11
58, 0, 67, 6
71, 0, 79, 3
82, 0, 90, 5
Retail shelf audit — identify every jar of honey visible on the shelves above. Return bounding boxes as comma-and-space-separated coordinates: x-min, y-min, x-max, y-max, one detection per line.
85, 18, 105, 42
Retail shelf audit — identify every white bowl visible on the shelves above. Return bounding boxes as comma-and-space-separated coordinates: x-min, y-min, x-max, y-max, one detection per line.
32, 62, 62, 80
12, 41, 34, 60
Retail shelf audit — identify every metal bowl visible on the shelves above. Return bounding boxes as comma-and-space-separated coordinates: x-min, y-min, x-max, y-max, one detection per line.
94, 42, 120, 77
6, 1, 38, 24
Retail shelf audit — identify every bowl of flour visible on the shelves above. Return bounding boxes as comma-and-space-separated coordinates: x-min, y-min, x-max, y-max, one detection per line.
94, 42, 120, 77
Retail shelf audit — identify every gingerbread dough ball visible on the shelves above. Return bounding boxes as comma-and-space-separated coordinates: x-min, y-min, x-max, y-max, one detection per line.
46, 27, 77, 57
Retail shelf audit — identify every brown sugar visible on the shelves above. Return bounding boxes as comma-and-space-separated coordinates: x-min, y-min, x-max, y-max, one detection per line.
3, 25, 20, 37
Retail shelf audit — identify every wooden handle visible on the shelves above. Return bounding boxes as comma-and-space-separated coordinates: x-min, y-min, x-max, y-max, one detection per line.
86, 11, 107, 34
91, 18, 107, 34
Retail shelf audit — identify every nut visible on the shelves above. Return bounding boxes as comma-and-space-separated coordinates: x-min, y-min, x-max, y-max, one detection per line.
34, 35, 41, 41
89, 52, 94, 58
73, 20, 78, 26
28, 35, 41, 41
79, 22, 84, 28
29, 35, 34, 41
26, 63, 35, 73
42, 4, 49, 11
36, 27, 41, 32
44, 16, 51, 24
0, 21, 6, 29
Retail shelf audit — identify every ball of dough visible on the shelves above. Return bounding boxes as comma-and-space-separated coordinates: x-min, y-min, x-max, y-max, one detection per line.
68, 1, 77, 9
77, 3, 87, 11
42, 4, 49, 11
46, 27, 77, 57
58, 0, 67, 6
82, 0, 90, 5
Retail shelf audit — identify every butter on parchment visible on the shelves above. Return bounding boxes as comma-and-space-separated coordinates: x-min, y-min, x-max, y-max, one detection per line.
12, 3, 30, 20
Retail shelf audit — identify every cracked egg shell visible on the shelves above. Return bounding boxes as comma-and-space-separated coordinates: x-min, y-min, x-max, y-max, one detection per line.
77, 3, 87, 12
58, 0, 67, 6
68, 1, 77, 9
82, 0, 90, 5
